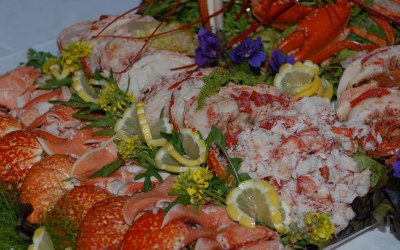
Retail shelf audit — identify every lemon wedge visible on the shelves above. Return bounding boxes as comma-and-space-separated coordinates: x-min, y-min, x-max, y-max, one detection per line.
226, 179, 290, 233
28, 226, 55, 250
72, 70, 100, 103
316, 78, 334, 100
114, 103, 141, 140
274, 60, 321, 98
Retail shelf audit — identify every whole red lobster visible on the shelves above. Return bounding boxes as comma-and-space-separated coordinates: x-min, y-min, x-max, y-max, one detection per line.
250, 0, 396, 63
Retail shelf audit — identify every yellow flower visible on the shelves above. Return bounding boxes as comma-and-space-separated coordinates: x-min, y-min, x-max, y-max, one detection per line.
173, 167, 214, 205
118, 136, 140, 160
60, 41, 93, 71
98, 84, 135, 116
304, 212, 334, 243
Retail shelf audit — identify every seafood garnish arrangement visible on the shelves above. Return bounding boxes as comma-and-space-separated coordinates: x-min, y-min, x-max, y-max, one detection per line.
2, 0, 400, 249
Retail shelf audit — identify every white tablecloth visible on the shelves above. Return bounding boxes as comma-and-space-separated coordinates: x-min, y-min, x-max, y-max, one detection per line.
0, 0, 399, 249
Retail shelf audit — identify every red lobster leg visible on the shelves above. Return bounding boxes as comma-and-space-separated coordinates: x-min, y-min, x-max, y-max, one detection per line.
309, 40, 378, 64
251, 0, 315, 30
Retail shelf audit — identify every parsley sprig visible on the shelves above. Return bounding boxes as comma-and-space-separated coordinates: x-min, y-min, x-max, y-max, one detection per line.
205, 125, 250, 185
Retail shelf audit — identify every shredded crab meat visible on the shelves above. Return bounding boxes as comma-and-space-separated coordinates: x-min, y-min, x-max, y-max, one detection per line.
229, 97, 371, 232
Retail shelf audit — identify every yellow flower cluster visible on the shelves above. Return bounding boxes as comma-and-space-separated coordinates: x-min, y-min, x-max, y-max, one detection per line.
41, 41, 93, 79
118, 136, 140, 160
61, 41, 93, 71
173, 167, 214, 205
98, 84, 135, 116
304, 212, 335, 243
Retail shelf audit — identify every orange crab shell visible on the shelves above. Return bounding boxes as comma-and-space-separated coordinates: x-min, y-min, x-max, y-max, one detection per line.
121, 209, 192, 250
0, 112, 22, 137
19, 154, 76, 224
0, 130, 43, 187
76, 195, 130, 250
52, 185, 112, 228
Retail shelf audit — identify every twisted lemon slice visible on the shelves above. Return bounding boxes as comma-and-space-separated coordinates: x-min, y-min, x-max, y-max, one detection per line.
155, 128, 207, 172
115, 101, 172, 147
226, 179, 290, 233
72, 70, 101, 103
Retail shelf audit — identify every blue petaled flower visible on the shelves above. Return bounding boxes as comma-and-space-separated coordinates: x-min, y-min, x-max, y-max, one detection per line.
229, 36, 266, 68
195, 27, 221, 67
392, 152, 400, 178
269, 49, 295, 73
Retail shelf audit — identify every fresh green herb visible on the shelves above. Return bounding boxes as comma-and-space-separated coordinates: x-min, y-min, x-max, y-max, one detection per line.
133, 151, 164, 191
160, 130, 185, 155
353, 150, 388, 189
51, 93, 101, 111
205, 125, 250, 185
92, 129, 116, 136
141, 0, 201, 30
320, 62, 344, 100
117, 137, 163, 191
25, 48, 55, 68
36, 77, 73, 90
198, 69, 262, 109
79, 113, 116, 129
281, 212, 334, 249
0, 182, 29, 250
169, 168, 229, 208
88, 159, 124, 178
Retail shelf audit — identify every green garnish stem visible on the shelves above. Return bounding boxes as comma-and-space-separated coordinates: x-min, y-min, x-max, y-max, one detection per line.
220, 147, 241, 185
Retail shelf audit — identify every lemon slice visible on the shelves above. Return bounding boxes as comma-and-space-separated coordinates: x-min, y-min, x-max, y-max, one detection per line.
226, 179, 290, 233
28, 226, 55, 250
274, 60, 321, 97
155, 128, 207, 172
136, 101, 153, 144
149, 117, 173, 147
114, 103, 141, 140
115, 101, 172, 146
155, 147, 199, 173
316, 78, 334, 99
72, 70, 99, 103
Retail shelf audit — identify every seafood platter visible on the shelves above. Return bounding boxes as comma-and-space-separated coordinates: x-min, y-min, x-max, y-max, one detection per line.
1, 0, 400, 249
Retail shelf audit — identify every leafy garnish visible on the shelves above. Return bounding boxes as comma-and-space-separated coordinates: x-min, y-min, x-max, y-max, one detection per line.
0, 182, 29, 250
37, 77, 73, 90
51, 93, 101, 111
78, 113, 116, 129
353, 150, 388, 188
25, 48, 55, 68
117, 137, 163, 191
205, 125, 250, 185
160, 130, 185, 155
88, 159, 123, 179
133, 150, 164, 191
198, 69, 262, 109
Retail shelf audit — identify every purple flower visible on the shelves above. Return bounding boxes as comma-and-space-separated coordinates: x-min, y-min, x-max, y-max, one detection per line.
229, 37, 266, 68
269, 50, 295, 73
393, 152, 400, 178
195, 27, 221, 67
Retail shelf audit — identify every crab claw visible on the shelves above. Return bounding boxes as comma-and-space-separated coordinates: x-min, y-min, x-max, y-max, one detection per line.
121, 209, 214, 250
